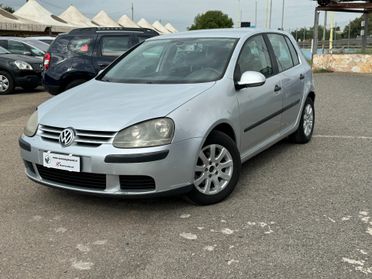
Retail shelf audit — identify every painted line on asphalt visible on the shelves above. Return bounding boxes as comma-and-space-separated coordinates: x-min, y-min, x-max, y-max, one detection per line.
314, 135, 372, 140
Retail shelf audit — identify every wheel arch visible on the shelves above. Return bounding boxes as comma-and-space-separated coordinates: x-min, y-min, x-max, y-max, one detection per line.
61, 71, 95, 91
307, 91, 315, 103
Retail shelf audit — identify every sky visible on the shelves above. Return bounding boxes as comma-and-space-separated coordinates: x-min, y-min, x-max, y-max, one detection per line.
4, 0, 360, 32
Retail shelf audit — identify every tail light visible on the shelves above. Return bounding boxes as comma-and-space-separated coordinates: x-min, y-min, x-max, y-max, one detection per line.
43, 52, 51, 71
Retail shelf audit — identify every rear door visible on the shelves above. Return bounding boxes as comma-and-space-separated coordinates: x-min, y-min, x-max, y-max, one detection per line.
266, 34, 304, 130
235, 34, 283, 154
92, 34, 135, 73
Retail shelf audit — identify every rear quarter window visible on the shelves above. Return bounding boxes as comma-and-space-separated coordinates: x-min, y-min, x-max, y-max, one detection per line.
68, 36, 94, 56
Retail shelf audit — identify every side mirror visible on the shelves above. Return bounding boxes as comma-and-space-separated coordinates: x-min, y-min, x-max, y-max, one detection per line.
235, 71, 266, 90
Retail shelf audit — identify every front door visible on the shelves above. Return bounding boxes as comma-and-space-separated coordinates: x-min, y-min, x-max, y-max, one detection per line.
235, 35, 283, 154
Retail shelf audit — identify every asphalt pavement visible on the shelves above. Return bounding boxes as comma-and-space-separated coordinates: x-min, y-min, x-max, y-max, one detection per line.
0, 73, 371, 278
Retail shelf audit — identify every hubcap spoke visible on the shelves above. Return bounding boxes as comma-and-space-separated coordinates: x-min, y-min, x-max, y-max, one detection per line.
203, 178, 212, 194
199, 151, 209, 166
194, 172, 206, 187
215, 148, 227, 163
219, 160, 232, 170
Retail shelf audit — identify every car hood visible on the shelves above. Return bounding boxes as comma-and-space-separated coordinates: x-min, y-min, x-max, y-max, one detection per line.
0, 53, 42, 63
39, 79, 215, 131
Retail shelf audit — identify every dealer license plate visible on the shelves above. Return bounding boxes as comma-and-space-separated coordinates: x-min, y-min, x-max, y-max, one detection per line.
43, 152, 80, 172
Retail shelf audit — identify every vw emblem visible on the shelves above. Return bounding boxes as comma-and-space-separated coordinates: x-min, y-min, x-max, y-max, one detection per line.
59, 128, 75, 147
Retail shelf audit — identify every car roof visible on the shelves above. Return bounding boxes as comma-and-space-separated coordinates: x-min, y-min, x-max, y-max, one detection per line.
147, 28, 290, 40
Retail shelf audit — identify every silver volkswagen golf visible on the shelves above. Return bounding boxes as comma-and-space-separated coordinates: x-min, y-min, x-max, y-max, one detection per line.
20, 29, 315, 205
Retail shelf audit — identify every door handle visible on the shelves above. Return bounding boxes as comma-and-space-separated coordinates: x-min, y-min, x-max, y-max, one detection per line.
300, 74, 305, 80
274, 85, 282, 92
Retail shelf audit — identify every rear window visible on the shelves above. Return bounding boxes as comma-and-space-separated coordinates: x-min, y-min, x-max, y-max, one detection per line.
50, 35, 94, 56
68, 37, 94, 55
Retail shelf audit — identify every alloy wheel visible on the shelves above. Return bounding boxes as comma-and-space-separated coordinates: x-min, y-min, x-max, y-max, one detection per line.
0, 75, 9, 93
194, 144, 234, 195
303, 104, 314, 137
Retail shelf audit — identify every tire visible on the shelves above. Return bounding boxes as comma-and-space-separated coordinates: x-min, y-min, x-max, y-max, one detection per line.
0, 71, 15, 95
187, 131, 241, 205
289, 97, 315, 144
65, 79, 87, 91
22, 84, 39, 91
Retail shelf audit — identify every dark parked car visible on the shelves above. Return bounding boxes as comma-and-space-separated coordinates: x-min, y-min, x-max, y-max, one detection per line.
0, 46, 43, 94
0, 37, 47, 57
43, 27, 159, 95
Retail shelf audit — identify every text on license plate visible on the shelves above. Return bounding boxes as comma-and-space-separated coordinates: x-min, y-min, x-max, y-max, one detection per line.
43, 152, 80, 172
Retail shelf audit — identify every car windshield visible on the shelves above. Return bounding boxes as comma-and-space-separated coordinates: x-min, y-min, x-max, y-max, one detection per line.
100, 38, 238, 84
0, 46, 10, 54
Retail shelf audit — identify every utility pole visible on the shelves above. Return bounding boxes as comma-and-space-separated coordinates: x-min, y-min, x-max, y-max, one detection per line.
347, 20, 351, 50
322, 11, 327, 54
303, 28, 306, 49
131, 2, 134, 20
281, 0, 285, 30
255, 0, 258, 27
362, 13, 369, 53
269, 0, 273, 29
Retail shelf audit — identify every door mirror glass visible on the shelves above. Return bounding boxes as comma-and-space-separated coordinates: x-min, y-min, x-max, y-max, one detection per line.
236, 71, 266, 90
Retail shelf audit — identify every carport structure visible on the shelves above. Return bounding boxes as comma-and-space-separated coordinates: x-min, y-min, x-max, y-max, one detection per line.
312, 1, 372, 61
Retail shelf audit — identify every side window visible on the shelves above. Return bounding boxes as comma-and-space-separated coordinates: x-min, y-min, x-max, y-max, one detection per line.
285, 36, 300, 66
235, 35, 273, 80
8, 40, 28, 55
68, 36, 93, 56
267, 34, 294, 72
100, 36, 130, 57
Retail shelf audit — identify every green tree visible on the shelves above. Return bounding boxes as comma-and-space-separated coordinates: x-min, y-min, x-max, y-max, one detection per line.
341, 14, 372, 38
0, 4, 14, 13
189, 10, 233, 30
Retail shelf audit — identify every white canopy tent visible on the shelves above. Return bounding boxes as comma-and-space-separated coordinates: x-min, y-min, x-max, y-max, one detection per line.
118, 15, 138, 28
165, 23, 177, 33
137, 18, 155, 31
92, 10, 120, 27
152, 21, 170, 34
14, 0, 73, 32
0, 7, 46, 33
59, 5, 96, 27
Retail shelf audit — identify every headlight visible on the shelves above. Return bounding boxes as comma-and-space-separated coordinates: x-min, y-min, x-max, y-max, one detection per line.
13, 60, 33, 70
24, 111, 38, 137
113, 118, 175, 148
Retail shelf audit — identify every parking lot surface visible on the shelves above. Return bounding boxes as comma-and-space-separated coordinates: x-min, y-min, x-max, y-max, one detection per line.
0, 73, 371, 278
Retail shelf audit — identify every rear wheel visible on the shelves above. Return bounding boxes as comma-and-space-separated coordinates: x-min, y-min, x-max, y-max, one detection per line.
65, 79, 87, 91
289, 97, 315, 144
187, 131, 241, 205
0, 71, 14, 95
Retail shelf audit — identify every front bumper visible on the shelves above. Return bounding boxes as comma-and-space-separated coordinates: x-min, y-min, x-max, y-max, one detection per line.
14, 70, 41, 87
19, 135, 202, 197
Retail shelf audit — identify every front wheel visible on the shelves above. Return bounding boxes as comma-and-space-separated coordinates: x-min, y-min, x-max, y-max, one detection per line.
187, 131, 241, 205
0, 71, 14, 95
289, 97, 315, 144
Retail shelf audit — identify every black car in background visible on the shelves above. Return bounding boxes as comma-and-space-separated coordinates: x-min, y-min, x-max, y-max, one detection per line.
0, 46, 42, 94
0, 37, 47, 58
43, 27, 159, 95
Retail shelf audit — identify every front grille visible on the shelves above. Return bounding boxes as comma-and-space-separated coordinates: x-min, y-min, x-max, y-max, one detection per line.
120, 175, 156, 190
36, 165, 106, 189
38, 125, 116, 147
